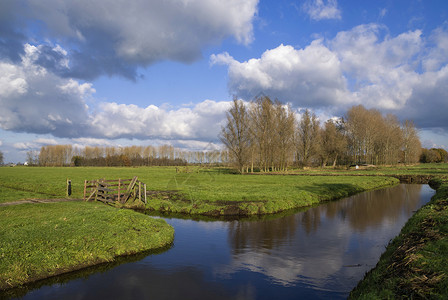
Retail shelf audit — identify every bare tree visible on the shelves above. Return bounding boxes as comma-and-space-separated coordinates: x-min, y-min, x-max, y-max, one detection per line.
296, 109, 320, 167
274, 101, 296, 171
249, 96, 276, 172
402, 120, 421, 164
319, 119, 347, 167
220, 98, 251, 173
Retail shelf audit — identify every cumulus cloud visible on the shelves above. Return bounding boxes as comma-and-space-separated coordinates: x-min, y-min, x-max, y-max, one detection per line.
331, 24, 423, 109
0, 44, 93, 137
0, 41, 232, 143
213, 24, 448, 132
2, 0, 258, 80
211, 42, 349, 107
13, 138, 58, 151
90, 100, 231, 140
302, 0, 341, 21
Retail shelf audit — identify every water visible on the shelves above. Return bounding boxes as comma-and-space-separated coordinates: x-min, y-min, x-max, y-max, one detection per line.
6, 184, 434, 299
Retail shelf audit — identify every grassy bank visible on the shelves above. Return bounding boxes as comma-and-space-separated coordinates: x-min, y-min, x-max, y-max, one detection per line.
0, 201, 174, 290
0, 166, 398, 215
350, 179, 448, 299
136, 174, 398, 216
287, 162, 448, 177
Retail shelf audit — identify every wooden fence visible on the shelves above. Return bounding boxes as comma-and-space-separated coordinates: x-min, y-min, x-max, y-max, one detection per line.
83, 176, 147, 204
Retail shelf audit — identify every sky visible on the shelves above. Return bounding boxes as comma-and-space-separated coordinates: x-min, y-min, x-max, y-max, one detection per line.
1, 0, 448, 163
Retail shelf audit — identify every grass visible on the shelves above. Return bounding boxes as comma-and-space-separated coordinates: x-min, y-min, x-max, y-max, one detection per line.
139, 173, 398, 215
288, 163, 448, 177
0, 166, 399, 215
1, 164, 445, 293
349, 179, 448, 299
0, 201, 174, 290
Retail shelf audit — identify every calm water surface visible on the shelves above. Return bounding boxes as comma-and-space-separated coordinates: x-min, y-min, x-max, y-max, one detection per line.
9, 184, 434, 299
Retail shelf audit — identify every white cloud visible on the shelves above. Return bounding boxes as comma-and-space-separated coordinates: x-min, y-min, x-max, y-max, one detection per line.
90, 100, 231, 140
213, 24, 448, 133
422, 25, 448, 72
211, 42, 349, 107
303, 0, 341, 21
0, 44, 93, 136
33, 138, 58, 145
15, 0, 258, 79
13, 138, 59, 151
0, 42, 232, 143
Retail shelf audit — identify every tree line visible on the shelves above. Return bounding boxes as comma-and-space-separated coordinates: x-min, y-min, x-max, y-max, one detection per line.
220, 96, 422, 173
32, 145, 229, 167
420, 148, 448, 163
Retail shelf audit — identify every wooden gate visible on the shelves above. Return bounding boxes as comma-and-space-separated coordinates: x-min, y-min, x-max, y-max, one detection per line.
83, 176, 147, 204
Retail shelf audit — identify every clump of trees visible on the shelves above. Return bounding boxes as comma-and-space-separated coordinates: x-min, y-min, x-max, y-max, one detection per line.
221, 96, 296, 173
420, 148, 448, 163
35, 145, 229, 167
221, 96, 423, 173
0, 151, 4, 165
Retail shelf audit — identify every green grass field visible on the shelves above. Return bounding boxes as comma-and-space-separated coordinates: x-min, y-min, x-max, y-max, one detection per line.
0, 166, 399, 215
287, 163, 448, 176
1, 164, 446, 293
0, 201, 174, 290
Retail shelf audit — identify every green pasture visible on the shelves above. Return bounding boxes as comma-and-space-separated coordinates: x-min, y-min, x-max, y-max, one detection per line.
0, 166, 399, 215
288, 163, 448, 176
0, 201, 174, 290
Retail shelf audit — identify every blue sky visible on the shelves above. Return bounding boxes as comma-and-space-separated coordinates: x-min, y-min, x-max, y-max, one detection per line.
1, 0, 448, 163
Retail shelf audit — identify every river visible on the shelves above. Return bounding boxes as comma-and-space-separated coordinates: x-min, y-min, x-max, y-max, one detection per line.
8, 184, 434, 299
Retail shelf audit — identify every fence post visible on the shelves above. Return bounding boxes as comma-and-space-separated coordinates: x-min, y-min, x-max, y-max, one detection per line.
139, 181, 142, 202
144, 183, 147, 204
118, 179, 121, 202
83, 180, 87, 201
66, 179, 72, 198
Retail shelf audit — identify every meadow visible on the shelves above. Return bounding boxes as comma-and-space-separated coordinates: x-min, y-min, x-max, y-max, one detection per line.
0, 201, 174, 290
0, 166, 400, 215
1, 164, 446, 293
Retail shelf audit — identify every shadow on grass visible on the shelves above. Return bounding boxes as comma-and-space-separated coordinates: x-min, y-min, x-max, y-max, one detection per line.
297, 183, 363, 199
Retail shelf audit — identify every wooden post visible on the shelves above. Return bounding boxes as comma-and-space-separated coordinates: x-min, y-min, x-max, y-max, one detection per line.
138, 181, 141, 202
95, 181, 99, 202
144, 183, 147, 204
83, 180, 87, 201
118, 179, 121, 202
66, 179, 72, 198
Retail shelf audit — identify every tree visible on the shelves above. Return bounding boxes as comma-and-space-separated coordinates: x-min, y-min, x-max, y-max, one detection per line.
296, 109, 320, 167
249, 96, 276, 172
220, 98, 251, 173
401, 120, 421, 164
0, 151, 3, 165
319, 119, 347, 167
432, 148, 448, 162
274, 101, 296, 171
26, 150, 39, 165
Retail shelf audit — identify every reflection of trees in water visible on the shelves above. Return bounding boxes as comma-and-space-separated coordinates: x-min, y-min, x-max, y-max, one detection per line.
228, 185, 423, 251
326, 184, 422, 232
228, 215, 300, 254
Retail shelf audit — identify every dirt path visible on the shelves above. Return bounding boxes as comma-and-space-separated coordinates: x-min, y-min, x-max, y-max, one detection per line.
0, 198, 83, 207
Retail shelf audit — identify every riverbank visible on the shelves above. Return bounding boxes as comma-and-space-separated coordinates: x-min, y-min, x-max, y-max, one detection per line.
0, 201, 174, 291
0, 165, 441, 293
349, 178, 448, 299
0, 166, 399, 215
123, 175, 398, 216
